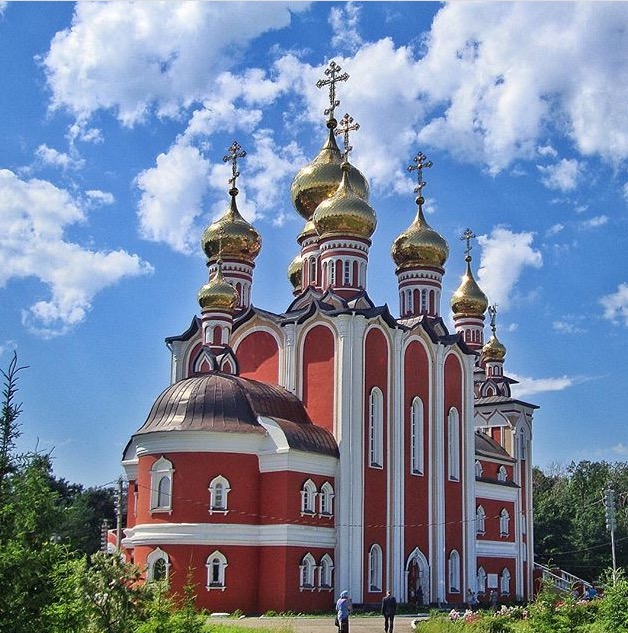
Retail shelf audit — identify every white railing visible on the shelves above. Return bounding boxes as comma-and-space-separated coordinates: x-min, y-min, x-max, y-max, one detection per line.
534, 562, 593, 593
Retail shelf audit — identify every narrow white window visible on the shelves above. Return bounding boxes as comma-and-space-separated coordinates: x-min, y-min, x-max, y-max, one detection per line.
344, 260, 351, 285
497, 465, 507, 482
477, 567, 487, 595
410, 397, 424, 475
320, 482, 334, 516
500, 568, 511, 596
447, 408, 460, 481
319, 554, 334, 590
206, 551, 228, 590
448, 550, 460, 593
475, 460, 483, 478
368, 544, 383, 592
421, 289, 428, 313
500, 508, 510, 536
309, 257, 316, 285
476, 505, 486, 535
150, 457, 174, 512
369, 388, 384, 468
299, 553, 316, 590
209, 475, 231, 514
301, 479, 317, 514
329, 260, 336, 286
147, 548, 170, 582
407, 289, 413, 313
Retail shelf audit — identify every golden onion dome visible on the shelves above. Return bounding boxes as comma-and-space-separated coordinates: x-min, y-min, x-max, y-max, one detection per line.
287, 253, 303, 290
451, 257, 489, 317
482, 333, 507, 363
297, 219, 318, 244
198, 265, 238, 312
312, 162, 376, 239
291, 123, 369, 221
391, 203, 449, 270
201, 189, 261, 264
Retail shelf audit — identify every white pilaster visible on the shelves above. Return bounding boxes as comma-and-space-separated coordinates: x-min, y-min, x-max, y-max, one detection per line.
432, 344, 446, 604
463, 352, 477, 595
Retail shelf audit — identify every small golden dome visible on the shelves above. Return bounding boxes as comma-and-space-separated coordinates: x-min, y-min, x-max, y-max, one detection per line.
482, 333, 507, 362
451, 257, 488, 317
312, 163, 376, 239
201, 190, 261, 264
291, 124, 369, 221
198, 265, 238, 312
297, 219, 318, 244
392, 204, 449, 270
287, 253, 302, 290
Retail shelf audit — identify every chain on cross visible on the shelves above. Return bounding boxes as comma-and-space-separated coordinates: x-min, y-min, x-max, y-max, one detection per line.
460, 228, 476, 259
223, 141, 247, 190
335, 113, 360, 162
316, 60, 349, 121
407, 152, 433, 197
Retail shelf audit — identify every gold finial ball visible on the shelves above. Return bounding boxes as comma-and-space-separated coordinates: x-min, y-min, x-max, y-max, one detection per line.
290, 133, 369, 221
450, 269, 488, 317
201, 197, 261, 264
391, 210, 449, 270
287, 253, 303, 289
198, 270, 239, 312
482, 334, 507, 362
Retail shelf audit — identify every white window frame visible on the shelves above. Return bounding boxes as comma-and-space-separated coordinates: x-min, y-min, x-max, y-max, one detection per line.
299, 553, 316, 591
476, 505, 486, 535
369, 387, 384, 468
500, 508, 510, 536
477, 566, 487, 595
209, 475, 231, 514
368, 544, 383, 592
475, 460, 483, 478
206, 550, 228, 590
319, 482, 334, 517
309, 257, 316, 286
146, 547, 170, 582
497, 465, 507, 482
343, 260, 351, 285
329, 259, 336, 286
319, 554, 334, 590
448, 550, 461, 593
447, 408, 460, 481
410, 397, 424, 475
301, 479, 317, 515
150, 457, 174, 513
500, 568, 511, 596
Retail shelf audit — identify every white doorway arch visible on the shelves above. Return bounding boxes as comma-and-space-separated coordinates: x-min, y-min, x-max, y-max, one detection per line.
405, 547, 430, 606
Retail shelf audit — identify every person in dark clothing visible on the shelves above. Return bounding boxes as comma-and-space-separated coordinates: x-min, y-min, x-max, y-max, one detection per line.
381, 591, 397, 633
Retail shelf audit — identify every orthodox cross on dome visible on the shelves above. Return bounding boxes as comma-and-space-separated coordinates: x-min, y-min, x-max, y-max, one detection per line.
408, 151, 433, 199
335, 112, 360, 162
460, 228, 476, 261
316, 60, 349, 122
488, 304, 498, 333
223, 141, 247, 192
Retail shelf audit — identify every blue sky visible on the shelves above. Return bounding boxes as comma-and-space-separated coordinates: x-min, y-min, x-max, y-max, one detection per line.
1, 1, 627, 488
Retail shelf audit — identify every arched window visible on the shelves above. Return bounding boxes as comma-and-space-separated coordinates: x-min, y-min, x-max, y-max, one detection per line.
500, 509, 510, 536
497, 465, 507, 482
500, 568, 511, 596
329, 259, 336, 286
410, 397, 424, 475
447, 408, 460, 481
448, 550, 461, 593
475, 460, 483, 478
150, 457, 174, 512
147, 548, 170, 582
301, 479, 317, 514
320, 482, 334, 516
407, 289, 413, 314
476, 505, 486, 535
206, 551, 228, 590
319, 554, 334, 590
369, 388, 384, 468
368, 544, 383, 592
477, 567, 487, 595
421, 289, 428, 313
344, 260, 351, 285
309, 258, 316, 286
299, 553, 316, 590
209, 475, 231, 514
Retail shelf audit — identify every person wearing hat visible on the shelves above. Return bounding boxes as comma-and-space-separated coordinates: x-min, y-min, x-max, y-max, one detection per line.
335, 590, 352, 633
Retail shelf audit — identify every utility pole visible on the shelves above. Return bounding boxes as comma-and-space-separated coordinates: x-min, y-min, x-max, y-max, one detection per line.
604, 486, 617, 579
115, 477, 124, 552
100, 518, 110, 553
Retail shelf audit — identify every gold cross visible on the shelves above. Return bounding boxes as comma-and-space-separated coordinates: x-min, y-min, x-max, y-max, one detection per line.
460, 228, 476, 259
223, 141, 247, 190
316, 60, 349, 121
334, 113, 360, 162
407, 152, 433, 196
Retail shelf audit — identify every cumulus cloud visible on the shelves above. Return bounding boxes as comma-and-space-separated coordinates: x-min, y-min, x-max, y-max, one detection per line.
476, 227, 543, 310
509, 373, 585, 398
329, 2, 363, 54
85, 190, 115, 205
0, 169, 152, 337
600, 282, 628, 326
35, 144, 85, 170
538, 158, 581, 191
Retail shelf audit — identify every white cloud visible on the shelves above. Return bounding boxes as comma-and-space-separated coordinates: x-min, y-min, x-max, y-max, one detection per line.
546, 223, 564, 237
0, 169, 152, 337
43, 2, 309, 126
537, 145, 558, 158
136, 142, 210, 254
329, 2, 363, 54
623, 181, 628, 203
612, 443, 628, 456
509, 373, 581, 398
600, 282, 628, 326
35, 144, 84, 171
85, 190, 115, 205
579, 215, 608, 229
552, 318, 586, 335
476, 227, 543, 309
538, 158, 581, 192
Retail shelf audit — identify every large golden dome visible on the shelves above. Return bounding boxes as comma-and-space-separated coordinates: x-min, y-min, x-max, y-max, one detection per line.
287, 253, 302, 290
312, 163, 376, 239
198, 265, 238, 312
392, 203, 449, 270
291, 123, 369, 221
451, 257, 488, 317
201, 190, 261, 264
482, 333, 507, 362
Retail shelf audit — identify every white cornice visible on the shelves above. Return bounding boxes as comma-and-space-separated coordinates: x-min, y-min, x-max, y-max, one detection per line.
475, 481, 518, 502
476, 539, 518, 557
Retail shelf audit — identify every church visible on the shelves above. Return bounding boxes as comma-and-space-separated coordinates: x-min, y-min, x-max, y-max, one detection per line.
120, 61, 537, 614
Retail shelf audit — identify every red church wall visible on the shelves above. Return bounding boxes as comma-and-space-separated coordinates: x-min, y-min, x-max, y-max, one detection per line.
403, 341, 430, 559
302, 325, 335, 433
444, 354, 464, 603
475, 557, 517, 604
475, 498, 516, 541
363, 327, 389, 603
477, 460, 514, 482
236, 331, 280, 385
